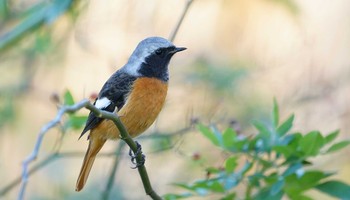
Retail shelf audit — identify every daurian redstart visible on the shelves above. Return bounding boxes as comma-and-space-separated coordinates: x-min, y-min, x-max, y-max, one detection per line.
76, 37, 186, 191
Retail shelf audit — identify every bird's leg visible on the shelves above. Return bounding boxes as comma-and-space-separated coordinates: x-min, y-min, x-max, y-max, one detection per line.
128, 141, 146, 169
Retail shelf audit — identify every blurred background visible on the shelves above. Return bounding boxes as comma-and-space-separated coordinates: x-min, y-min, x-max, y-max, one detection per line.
1, 0, 350, 199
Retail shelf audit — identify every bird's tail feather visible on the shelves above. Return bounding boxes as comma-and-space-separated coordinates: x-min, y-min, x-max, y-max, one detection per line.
76, 137, 106, 191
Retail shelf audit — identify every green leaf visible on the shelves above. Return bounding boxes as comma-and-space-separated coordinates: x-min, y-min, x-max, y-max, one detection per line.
0, 7, 46, 50
220, 193, 236, 200
290, 194, 313, 200
316, 180, 350, 200
326, 140, 350, 153
299, 171, 329, 187
65, 115, 87, 130
300, 131, 324, 156
279, 133, 306, 161
212, 126, 224, 146
0, 0, 74, 51
63, 90, 75, 105
191, 180, 225, 194
265, 172, 280, 185
197, 124, 220, 146
248, 173, 264, 187
256, 158, 273, 170
280, 134, 297, 145
252, 121, 270, 138
270, 178, 284, 195
324, 130, 340, 144
276, 114, 294, 136
255, 188, 283, 200
163, 193, 193, 200
0, 0, 9, 19
173, 183, 196, 192
206, 167, 222, 175
224, 156, 238, 173
285, 170, 329, 195
222, 128, 237, 148
282, 163, 302, 177
272, 98, 279, 128
207, 181, 225, 193
273, 145, 293, 158
232, 139, 249, 152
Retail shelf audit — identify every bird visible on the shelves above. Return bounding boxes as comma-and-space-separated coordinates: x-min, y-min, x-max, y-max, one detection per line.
75, 36, 186, 192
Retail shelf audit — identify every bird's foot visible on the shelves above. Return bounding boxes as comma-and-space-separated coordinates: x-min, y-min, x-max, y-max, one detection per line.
129, 141, 145, 169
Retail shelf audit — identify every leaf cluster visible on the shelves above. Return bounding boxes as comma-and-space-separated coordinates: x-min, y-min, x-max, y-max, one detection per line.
0, 0, 82, 52
165, 100, 350, 200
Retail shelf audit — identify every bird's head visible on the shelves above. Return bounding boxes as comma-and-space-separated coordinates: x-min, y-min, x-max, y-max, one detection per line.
122, 37, 186, 81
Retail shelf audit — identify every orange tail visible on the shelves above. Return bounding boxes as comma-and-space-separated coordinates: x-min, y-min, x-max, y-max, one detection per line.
76, 137, 106, 191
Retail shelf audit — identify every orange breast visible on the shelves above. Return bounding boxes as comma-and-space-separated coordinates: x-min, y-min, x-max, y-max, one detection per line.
90, 77, 168, 140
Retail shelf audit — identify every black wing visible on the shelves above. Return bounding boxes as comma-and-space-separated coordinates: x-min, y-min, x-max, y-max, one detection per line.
79, 71, 136, 139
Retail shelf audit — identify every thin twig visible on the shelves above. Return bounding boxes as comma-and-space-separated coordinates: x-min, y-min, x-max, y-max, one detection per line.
101, 143, 126, 200
1, 154, 56, 197
85, 101, 162, 199
1, 151, 123, 197
1, 127, 191, 197
168, 0, 194, 42
18, 99, 90, 200
3, 152, 85, 197
17, 99, 163, 200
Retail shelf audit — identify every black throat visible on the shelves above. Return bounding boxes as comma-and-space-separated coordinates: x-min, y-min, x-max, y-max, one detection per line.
137, 53, 175, 82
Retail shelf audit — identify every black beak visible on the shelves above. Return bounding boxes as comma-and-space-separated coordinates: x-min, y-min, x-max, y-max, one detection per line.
174, 47, 187, 53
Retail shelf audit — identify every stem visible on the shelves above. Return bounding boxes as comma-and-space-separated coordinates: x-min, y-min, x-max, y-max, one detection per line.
101, 143, 126, 200
168, 0, 194, 42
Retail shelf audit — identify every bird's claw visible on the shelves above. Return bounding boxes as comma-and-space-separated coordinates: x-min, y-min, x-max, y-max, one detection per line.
129, 141, 145, 169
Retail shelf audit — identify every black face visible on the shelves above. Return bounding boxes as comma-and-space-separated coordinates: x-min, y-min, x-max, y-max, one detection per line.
138, 46, 181, 82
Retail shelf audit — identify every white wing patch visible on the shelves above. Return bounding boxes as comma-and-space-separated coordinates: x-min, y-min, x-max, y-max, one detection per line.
95, 97, 111, 109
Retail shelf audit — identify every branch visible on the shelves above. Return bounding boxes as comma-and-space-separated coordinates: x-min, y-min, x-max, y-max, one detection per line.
17, 99, 162, 200
1, 154, 56, 197
18, 99, 90, 200
101, 143, 126, 200
168, 0, 194, 42
84, 102, 163, 200
1, 126, 190, 198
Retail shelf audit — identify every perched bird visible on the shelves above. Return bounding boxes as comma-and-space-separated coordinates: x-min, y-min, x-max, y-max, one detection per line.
75, 37, 186, 191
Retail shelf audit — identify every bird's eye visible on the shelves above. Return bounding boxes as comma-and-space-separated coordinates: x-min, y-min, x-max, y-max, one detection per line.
155, 49, 163, 55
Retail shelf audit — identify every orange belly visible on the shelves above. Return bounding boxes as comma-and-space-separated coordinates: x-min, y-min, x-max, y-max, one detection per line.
90, 77, 168, 140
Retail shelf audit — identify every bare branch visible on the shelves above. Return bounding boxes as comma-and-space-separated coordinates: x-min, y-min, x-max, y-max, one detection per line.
1, 128, 189, 197
101, 143, 126, 200
1, 126, 191, 197
168, 0, 194, 42
17, 99, 162, 200
18, 99, 90, 200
